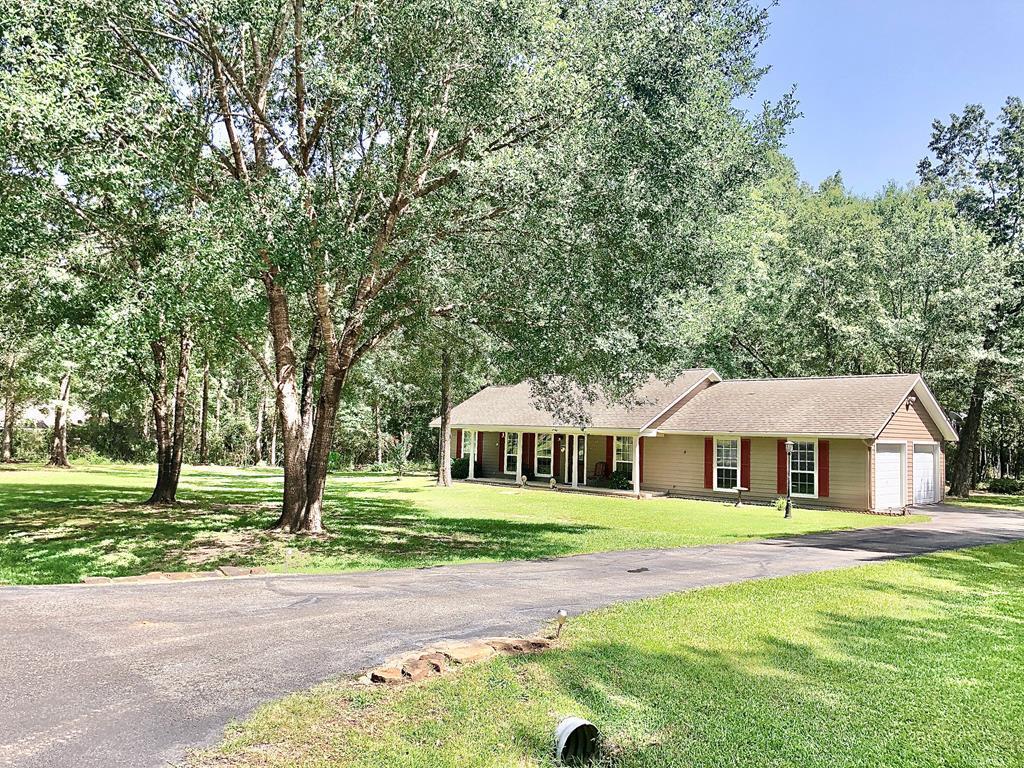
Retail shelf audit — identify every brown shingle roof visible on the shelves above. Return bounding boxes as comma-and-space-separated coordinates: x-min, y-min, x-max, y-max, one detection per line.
435, 370, 716, 431
657, 374, 922, 437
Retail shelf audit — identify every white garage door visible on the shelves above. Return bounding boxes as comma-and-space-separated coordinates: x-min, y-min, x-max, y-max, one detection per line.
913, 445, 938, 505
876, 444, 904, 510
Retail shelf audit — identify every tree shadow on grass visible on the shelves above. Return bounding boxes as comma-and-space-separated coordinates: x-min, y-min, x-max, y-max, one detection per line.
495, 544, 1024, 768
0, 476, 604, 585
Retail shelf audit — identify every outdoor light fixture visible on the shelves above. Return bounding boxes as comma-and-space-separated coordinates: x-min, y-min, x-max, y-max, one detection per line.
556, 609, 568, 638
784, 440, 795, 519
555, 717, 600, 766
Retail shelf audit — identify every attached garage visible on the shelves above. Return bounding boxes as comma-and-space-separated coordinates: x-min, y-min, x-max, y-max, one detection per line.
913, 444, 940, 505
875, 443, 905, 510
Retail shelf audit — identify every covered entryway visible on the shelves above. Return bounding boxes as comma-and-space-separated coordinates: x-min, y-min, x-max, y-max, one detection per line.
875, 443, 905, 509
913, 444, 939, 505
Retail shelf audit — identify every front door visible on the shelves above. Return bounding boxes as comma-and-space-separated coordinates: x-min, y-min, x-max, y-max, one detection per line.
576, 435, 587, 486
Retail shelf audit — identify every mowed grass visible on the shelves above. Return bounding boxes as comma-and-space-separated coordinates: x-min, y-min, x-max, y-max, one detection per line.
0, 463, 925, 585
946, 491, 1024, 511
193, 543, 1024, 768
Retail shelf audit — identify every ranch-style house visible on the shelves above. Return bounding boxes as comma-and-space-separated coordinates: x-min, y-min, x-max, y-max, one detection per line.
431, 369, 958, 512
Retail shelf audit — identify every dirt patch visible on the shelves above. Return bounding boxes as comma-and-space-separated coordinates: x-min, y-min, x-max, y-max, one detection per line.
183, 530, 267, 565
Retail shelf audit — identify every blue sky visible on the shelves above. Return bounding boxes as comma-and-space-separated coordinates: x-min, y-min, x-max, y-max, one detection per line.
750, 0, 1024, 196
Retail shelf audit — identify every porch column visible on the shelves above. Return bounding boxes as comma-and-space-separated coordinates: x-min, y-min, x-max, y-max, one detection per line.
632, 436, 641, 496
468, 430, 476, 480
571, 434, 578, 488
516, 431, 523, 483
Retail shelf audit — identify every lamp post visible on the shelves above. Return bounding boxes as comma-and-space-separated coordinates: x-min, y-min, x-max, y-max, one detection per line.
784, 440, 794, 519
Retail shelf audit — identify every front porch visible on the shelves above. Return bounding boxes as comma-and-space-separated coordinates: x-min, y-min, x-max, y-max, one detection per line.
452, 428, 649, 495
459, 475, 661, 499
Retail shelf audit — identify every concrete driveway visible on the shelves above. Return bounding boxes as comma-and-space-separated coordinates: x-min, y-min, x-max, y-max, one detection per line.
2, 503, 1023, 768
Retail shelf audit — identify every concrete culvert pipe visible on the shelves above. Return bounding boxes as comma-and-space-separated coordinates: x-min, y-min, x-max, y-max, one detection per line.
555, 717, 600, 765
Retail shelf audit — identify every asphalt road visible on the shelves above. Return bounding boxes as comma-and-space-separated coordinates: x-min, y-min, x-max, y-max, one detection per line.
2, 503, 1023, 768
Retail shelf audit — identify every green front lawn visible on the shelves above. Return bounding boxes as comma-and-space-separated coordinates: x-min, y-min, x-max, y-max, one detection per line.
193, 543, 1024, 768
0, 463, 925, 585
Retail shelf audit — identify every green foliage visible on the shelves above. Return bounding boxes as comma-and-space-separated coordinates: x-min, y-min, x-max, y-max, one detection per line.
607, 469, 632, 490
327, 452, 344, 472
450, 456, 469, 480
387, 432, 415, 477
987, 477, 1024, 495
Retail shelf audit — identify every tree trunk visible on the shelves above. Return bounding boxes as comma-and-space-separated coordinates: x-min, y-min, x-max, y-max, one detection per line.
264, 274, 310, 531
198, 361, 210, 464
255, 395, 266, 465
270, 405, 278, 466
47, 370, 72, 467
949, 356, 991, 497
374, 399, 383, 464
147, 338, 171, 502
1, 395, 14, 463
436, 349, 453, 487
302, 366, 344, 534
147, 332, 193, 504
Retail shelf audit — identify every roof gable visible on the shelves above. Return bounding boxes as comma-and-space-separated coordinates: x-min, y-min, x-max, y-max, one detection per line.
657, 374, 957, 440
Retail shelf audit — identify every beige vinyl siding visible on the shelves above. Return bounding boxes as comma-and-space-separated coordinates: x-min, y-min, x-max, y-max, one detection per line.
877, 398, 947, 503
878, 398, 945, 442
641, 434, 870, 511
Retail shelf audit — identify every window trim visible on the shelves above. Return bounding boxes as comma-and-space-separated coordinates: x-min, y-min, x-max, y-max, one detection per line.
613, 435, 635, 477
503, 432, 519, 475
713, 436, 741, 492
788, 437, 819, 499
535, 432, 554, 478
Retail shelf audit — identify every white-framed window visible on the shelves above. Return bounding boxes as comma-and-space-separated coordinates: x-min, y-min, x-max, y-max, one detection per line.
535, 433, 553, 476
614, 436, 634, 477
461, 430, 475, 459
504, 432, 519, 474
714, 437, 739, 490
790, 440, 817, 497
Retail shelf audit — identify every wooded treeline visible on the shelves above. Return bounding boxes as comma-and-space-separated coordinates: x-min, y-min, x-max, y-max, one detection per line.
1, 0, 1021, 523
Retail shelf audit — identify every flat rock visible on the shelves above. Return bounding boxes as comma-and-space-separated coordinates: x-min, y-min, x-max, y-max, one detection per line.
369, 667, 404, 685
433, 640, 496, 665
419, 652, 447, 673
401, 658, 435, 682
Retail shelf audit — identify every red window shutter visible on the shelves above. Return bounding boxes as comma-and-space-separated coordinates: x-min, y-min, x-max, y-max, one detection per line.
777, 440, 787, 494
741, 438, 751, 489
476, 431, 483, 463
639, 437, 645, 483
525, 433, 535, 472
606, 436, 614, 477
819, 440, 830, 497
498, 432, 506, 470
703, 437, 713, 488
455, 429, 463, 459
554, 434, 562, 476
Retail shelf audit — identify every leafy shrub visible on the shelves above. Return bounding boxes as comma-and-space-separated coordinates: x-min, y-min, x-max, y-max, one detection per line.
775, 497, 787, 511
366, 461, 394, 474
327, 451, 344, 471
387, 431, 414, 477
987, 477, 1024, 495
607, 469, 632, 490
451, 456, 469, 479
